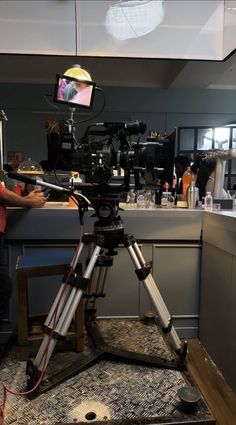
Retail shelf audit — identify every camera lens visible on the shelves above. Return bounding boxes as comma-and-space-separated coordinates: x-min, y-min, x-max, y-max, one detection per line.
125, 120, 146, 135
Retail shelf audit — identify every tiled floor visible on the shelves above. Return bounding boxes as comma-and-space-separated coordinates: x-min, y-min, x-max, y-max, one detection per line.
0, 319, 214, 424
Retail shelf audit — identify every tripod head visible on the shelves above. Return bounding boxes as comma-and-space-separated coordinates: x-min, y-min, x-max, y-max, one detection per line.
90, 196, 124, 253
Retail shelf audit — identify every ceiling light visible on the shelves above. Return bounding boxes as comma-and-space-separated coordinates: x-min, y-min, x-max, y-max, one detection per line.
105, 0, 164, 41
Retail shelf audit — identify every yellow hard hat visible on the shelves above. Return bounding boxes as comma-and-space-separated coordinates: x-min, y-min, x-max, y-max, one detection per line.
64, 64, 91, 81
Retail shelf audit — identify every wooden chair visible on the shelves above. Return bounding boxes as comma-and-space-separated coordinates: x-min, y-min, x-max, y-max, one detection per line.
16, 251, 84, 356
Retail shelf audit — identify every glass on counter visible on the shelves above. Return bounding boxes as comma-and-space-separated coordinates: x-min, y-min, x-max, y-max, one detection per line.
161, 191, 175, 208
126, 189, 157, 208
136, 190, 146, 208
146, 190, 156, 208
126, 189, 136, 206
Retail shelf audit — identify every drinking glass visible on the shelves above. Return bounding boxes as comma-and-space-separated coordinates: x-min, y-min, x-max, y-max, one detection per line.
136, 190, 147, 208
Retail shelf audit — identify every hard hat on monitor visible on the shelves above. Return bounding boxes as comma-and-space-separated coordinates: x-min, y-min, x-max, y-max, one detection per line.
64, 64, 91, 81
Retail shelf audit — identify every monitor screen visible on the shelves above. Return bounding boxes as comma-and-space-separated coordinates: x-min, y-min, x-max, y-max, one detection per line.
54, 74, 96, 109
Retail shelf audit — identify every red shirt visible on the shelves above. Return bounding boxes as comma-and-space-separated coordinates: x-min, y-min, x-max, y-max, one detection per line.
0, 183, 7, 233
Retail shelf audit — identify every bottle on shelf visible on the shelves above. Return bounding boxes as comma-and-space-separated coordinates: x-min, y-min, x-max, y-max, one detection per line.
161, 182, 174, 208
204, 192, 213, 211
182, 166, 194, 201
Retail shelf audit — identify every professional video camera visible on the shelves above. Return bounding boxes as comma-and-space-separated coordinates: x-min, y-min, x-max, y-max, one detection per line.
47, 119, 175, 224
47, 65, 176, 207
48, 119, 175, 199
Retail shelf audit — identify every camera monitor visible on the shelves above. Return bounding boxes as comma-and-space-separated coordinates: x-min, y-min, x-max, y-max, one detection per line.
54, 74, 96, 109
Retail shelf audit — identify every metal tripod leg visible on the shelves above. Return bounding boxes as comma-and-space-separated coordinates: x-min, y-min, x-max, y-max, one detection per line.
85, 254, 112, 315
125, 239, 187, 358
26, 243, 102, 394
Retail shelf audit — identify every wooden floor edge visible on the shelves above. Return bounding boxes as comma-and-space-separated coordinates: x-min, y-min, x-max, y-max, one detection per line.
186, 339, 236, 425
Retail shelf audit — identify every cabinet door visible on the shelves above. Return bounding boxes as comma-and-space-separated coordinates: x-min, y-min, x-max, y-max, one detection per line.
96, 245, 145, 317
200, 243, 236, 392
152, 244, 200, 315
150, 244, 201, 338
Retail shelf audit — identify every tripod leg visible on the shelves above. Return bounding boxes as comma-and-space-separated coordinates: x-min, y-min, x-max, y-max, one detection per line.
31, 244, 102, 377
43, 242, 85, 331
85, 255, 112, 317
126, 240, 187, 359
29, 243, 85, 370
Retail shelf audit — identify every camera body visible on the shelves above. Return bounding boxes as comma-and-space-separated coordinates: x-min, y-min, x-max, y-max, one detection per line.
53, 120, 175, 198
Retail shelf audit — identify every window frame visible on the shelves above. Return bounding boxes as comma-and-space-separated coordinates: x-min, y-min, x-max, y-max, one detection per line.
177, 126, 236, 190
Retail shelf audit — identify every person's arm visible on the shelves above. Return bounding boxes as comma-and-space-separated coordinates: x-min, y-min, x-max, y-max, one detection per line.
0, 187, 47, 208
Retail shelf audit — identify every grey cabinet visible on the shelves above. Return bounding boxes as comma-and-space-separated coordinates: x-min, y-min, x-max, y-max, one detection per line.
200, 211, 236, 393
148, 243, 200, 338
5, 240, 200, 338
152, 244, 200, 316
97, 242, 201, 338
200, 242, 236, 392
96, 245, 141, 317
95, 243, 152, 317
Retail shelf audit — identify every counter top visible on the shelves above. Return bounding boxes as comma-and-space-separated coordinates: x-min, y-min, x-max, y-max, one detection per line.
202, 209, 236, 256
6, 205, 203, 241
209, 209, 236, 218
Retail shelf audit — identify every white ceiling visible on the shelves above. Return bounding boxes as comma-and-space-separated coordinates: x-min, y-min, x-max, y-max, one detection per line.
1, 52, 236, 90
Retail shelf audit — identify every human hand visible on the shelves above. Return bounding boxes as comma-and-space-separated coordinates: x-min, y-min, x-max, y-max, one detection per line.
25, 189, 48, 208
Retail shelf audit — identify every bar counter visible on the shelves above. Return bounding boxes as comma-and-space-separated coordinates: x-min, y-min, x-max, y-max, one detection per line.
6, 203, 203, 241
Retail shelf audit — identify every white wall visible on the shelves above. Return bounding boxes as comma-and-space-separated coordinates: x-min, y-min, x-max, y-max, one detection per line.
1, 0, 236, 60
0, 0, 76, 55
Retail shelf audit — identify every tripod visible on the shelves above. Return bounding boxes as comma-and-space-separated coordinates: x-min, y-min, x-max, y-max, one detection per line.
26, 205, 187, 398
